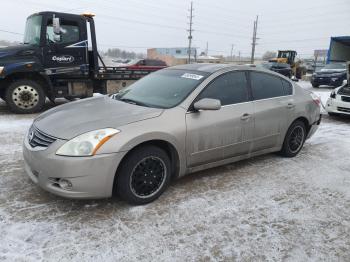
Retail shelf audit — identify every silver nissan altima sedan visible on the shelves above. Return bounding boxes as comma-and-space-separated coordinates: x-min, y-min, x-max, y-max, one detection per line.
23, 64, 321, 204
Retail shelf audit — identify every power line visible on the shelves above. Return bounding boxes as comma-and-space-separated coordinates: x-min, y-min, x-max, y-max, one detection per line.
259, 37, 329, 45
0, 29, 23, 36
262, 0, 350, 16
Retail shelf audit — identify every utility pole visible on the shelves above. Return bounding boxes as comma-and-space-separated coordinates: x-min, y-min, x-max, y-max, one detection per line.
230, 44, 234, 62
206, 41, 209, 56
250, 15, 259, 64
239, 51, 241, 62
187, 1, 194, 64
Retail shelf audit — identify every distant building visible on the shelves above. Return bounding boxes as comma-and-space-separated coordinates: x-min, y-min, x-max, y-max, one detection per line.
147, 47, 197, 66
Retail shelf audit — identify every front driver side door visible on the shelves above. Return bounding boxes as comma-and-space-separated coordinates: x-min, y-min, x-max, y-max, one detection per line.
42, 14, 88, 77
185, 71, 254, 167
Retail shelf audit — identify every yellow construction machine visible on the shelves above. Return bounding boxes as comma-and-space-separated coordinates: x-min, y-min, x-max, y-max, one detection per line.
269, 50, 305, 79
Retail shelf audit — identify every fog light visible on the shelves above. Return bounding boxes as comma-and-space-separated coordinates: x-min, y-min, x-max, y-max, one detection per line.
58, 179, 73, 190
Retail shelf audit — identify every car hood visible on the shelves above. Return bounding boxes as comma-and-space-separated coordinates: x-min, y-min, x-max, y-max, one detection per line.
34, 96, 163, 140
317, 69, 346, 74
0, 44, 36, 59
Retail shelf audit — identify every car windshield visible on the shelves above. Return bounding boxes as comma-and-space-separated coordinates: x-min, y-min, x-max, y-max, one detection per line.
113, 69, 209, 109
323, 63, 346, 70
23, 15, 43, 45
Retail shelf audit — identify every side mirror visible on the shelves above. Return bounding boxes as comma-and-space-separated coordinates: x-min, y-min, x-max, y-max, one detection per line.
53, 16, 61, 35
194, 98, 221, 111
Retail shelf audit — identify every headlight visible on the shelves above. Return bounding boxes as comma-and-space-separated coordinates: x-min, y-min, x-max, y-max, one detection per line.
56, 128, 120, 156
0, 66, 4, 74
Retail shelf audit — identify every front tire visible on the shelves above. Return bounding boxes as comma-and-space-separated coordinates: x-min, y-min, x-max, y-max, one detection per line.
280, 120, 307, 157
312, 83, 319, 88
5, 80, 46, 114
115, 145, 171, 205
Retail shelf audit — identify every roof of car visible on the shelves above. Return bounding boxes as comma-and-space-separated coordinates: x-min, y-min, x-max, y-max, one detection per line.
168, 63, 255, 73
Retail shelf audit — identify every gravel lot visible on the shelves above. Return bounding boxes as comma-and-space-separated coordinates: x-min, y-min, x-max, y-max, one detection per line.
0, 82, 350, 261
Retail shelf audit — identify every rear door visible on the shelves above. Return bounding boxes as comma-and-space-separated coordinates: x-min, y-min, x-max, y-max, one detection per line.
249, 71, 294, 152
42, 14, 88, 77
186, 71, 254, 167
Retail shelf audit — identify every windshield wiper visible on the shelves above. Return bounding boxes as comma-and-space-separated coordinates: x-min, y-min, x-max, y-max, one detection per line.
119, 98, 150, 107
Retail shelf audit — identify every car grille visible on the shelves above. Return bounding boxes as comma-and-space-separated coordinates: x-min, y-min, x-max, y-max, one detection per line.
337, 107, 350, 113
341, 96, 350, 103
28, 125, 57, 148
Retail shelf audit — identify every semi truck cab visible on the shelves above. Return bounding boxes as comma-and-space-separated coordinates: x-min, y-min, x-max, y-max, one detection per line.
0, 11, 162, 113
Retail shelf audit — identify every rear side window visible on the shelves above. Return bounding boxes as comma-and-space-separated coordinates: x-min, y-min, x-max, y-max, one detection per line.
250, 72, 286, 100
197, 71, 249, 106
281, 79, 293, 95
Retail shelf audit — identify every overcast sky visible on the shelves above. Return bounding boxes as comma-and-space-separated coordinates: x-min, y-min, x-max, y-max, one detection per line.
0, 0, 349, 58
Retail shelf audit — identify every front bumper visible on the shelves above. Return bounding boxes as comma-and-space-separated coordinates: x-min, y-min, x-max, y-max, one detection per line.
23, 135, 126, 199
311, 76, 344, 87
325, 97, 350, 115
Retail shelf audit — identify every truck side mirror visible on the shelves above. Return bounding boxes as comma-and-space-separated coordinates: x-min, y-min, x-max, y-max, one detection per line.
53, 16, 61, 35
52, 15, 62, 43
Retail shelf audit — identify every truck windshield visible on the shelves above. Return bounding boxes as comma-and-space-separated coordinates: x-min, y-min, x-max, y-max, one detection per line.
23, 15, 42, 45
113, 69, 209, 109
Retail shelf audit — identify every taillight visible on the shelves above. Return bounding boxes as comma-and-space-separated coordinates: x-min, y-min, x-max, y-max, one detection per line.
310, 92, 321, 106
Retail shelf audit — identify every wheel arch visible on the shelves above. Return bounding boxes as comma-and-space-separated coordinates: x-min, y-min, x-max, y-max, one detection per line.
293, 116, 311, 135
112, 139, 181, 196
1, 72, 52, 96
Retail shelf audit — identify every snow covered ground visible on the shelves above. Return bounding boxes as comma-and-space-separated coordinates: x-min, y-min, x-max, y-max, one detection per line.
1, 82, 350, 261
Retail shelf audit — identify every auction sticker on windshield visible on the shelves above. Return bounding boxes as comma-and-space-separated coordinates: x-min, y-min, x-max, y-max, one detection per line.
181, 73, 204, 80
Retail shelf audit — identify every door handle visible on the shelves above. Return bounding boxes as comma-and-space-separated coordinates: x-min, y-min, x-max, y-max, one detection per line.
287, 103, 295, 109
241, 113, 252, 121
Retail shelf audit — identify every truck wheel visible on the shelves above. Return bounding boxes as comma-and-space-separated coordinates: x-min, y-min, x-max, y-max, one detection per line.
5, 80, 46, 114
312, 83, 319, 88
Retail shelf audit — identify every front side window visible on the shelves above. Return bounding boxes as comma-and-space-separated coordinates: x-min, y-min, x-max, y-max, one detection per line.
250, 72, 286, 100
46, 19, 80, 44
23, 15, 43, 45
197, 71, 249, 106
281, 79, 293, 95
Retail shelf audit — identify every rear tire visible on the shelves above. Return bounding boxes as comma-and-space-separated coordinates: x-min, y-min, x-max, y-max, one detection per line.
5, 79, 46, 114
280, 120, 307, 157
115, 145, 171, 205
